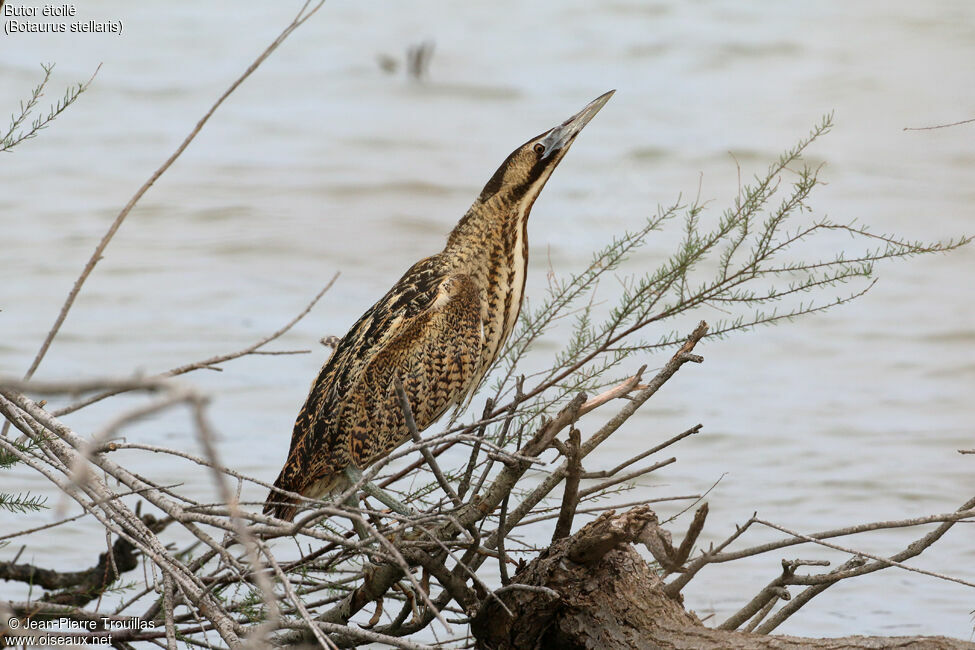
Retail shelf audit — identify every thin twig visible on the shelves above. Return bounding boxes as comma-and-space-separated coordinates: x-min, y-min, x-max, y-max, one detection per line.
903, 117, 975, 131
15, 0, 329, 400
54, 273, 338, 416
265, 550, 337, 650
753, 556, 865, 634
753, 517, 975, 589
494, 323, 708, 552
577, 457, 676, 499
581, 424, 702, 479
394, 376, 462, 508
664, 514, 758, 597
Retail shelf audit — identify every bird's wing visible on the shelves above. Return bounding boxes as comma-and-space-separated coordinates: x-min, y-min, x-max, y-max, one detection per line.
342, 273, 483, 467
266, 257, 476, 513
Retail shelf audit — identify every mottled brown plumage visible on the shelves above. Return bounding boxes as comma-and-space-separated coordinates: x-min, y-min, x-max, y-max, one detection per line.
264, 91, 614, 521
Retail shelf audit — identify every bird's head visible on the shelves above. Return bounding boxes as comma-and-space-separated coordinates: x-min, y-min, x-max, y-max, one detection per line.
476, 90, 615, 209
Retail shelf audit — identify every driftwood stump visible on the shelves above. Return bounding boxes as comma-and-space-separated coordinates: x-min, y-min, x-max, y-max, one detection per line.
471, 507, 975, 650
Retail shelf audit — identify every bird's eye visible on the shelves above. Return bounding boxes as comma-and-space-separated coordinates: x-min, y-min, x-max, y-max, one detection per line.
533, 142, 545, 155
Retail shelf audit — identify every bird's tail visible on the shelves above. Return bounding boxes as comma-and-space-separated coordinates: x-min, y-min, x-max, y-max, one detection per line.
263, 487, 298, 522
264, 463, 304, 522
263, 471, 341, 523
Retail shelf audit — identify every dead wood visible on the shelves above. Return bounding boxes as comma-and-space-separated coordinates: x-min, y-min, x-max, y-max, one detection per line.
0, 514, 165, 608
471, 507, 975, 650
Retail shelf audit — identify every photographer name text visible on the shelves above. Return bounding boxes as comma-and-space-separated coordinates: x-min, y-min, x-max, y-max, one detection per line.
3, 616, 156, 646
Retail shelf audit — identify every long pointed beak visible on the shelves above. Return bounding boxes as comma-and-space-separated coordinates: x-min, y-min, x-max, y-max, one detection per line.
540, 89, 615, 158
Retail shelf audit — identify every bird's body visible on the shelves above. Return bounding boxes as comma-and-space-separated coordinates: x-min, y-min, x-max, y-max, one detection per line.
265, 91, 613, 521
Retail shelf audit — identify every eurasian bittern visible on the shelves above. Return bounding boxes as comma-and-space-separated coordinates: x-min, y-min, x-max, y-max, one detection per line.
264, 90, 614, 521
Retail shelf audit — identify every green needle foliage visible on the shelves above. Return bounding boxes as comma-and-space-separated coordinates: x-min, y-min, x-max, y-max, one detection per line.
0, 437, 48, 515
0, 63, 95, 516
1, 63, 98, 154
406, 114, 972, 520
484, 113, 968, 424
349, 115, 967, 561
0, 492, 48, 515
